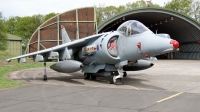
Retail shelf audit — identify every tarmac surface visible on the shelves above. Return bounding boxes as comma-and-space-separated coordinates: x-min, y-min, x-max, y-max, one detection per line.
1, 60, 200, 112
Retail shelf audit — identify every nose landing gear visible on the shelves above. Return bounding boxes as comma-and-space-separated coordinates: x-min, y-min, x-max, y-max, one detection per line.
110, 69, 126, 85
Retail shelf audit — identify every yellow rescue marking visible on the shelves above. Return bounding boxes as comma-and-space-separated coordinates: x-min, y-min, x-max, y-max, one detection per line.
157, 92, 183, 103
126, 85, 139, 90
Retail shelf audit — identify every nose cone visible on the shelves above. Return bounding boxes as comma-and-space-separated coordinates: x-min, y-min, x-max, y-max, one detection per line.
170, 40, 179, 48
141, 35, 180, 57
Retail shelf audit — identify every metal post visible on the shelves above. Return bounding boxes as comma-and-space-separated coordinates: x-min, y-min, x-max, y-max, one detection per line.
94, 7, 98, 34
76, 9, 79, 40
57, 15, 60, 45
37, 28, 40, 51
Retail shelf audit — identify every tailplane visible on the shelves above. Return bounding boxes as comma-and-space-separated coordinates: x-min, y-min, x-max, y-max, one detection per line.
61, 25, 71, 44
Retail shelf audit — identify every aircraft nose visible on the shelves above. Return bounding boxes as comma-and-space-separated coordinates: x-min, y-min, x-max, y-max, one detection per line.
141, 36, 180, 57
170, 40, 179, 48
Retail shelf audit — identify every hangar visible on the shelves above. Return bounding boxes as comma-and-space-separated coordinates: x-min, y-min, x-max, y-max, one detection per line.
27, 7, 200, 59
98, 7, 200, 59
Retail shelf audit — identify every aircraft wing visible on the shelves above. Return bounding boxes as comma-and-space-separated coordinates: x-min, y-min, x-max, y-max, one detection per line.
6, 33, 105, 62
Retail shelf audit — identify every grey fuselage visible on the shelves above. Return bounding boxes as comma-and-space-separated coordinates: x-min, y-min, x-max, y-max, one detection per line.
80, 21, 177, 66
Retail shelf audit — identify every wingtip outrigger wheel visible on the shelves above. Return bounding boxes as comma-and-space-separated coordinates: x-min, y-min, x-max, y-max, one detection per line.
43, 62, 47, 81
43, 74, 47, 81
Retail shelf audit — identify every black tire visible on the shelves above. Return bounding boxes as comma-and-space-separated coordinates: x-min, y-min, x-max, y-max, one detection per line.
109, 75, 114, 84
43, 75, 47, 81
91, 75, 96, 80
116, 78, 121, 82
84, 73, 90, 79
123, 72, 127, 77
115, 78, 124, 85
109, 80, 114, 84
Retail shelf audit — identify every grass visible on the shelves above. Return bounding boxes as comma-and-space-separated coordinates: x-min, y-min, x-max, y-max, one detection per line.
0, 51, 51, 89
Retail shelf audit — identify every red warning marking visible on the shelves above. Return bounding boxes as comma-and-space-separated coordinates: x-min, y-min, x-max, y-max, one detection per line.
137, 42, 149, 58
137, 42, 141, 48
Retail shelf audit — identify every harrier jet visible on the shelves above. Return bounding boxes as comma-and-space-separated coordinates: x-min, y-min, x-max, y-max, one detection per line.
6, 20, 179, 84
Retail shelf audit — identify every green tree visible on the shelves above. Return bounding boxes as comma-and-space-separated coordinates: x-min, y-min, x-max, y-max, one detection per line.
191, 1, 200, 22
164, 0, 193, 15
116, 5, 126, 13
125, 1, 146, 10
42, 12, 57, 23
32, 14, 43, 28
150, 3, 161, 8
96, 4, 106, 25
14, 16, 41, 48
5, 16, 20, 35
96, 0, 162, 25
0, 12, 7, 51
126, 0, 158, 9
4, 13, 57, 51
103, 6, 118, 20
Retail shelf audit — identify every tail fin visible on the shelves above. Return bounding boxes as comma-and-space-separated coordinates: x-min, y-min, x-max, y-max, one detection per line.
61, 25, 71, 44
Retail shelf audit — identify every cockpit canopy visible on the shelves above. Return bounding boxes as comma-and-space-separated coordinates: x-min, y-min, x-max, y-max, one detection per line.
117, 20, 149, 35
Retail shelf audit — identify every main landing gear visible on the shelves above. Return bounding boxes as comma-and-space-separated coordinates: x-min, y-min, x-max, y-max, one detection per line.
84, 73, 96, 80
43, 62, 47, 81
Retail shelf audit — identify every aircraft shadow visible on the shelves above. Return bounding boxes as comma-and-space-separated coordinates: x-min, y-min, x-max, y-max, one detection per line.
46, 76, 85, 85
13, 71, 165, 90
123, 78, 165, 91
13, 71, 85, 85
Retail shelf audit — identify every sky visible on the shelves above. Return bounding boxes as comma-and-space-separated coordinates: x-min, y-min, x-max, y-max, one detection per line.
0, 0, 171, 18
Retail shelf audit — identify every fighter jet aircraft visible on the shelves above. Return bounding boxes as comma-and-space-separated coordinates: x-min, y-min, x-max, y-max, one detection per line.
6, 20, 179, 84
